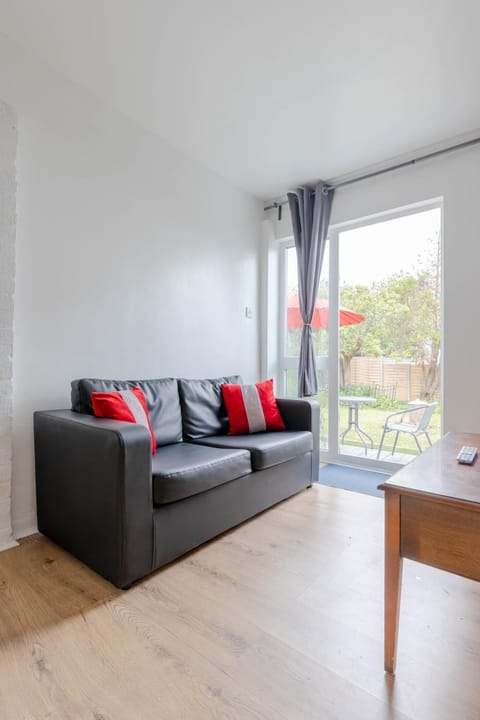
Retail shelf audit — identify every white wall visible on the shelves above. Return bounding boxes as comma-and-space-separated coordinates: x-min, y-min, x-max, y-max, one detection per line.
0, 38, 262, 538
268, 145, 480, 436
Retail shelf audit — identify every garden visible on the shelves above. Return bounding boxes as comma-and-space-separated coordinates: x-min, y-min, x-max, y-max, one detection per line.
337, 390, 441, 457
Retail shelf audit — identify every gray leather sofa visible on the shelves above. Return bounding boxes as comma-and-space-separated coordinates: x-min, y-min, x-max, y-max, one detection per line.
34, 375, 319, 588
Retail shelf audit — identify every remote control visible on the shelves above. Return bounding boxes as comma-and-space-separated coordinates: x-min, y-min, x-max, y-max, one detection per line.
456, 446, 478, 464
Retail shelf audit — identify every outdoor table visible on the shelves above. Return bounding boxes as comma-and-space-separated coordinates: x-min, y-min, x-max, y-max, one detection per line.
339, 396, 377, 454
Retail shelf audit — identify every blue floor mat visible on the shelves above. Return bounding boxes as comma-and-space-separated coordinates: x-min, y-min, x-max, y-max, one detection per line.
318, 463, 387, 498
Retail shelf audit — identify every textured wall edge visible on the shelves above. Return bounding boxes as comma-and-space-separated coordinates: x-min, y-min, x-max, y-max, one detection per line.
0, 100, 18, 550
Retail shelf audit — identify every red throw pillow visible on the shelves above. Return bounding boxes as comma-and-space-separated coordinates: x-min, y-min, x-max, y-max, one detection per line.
91, 387, 156, 454
221, 379, 286, 435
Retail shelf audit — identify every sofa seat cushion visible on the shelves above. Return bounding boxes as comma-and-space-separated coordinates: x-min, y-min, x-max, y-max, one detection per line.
152, 443, 251, 505
191, 431, 313, 471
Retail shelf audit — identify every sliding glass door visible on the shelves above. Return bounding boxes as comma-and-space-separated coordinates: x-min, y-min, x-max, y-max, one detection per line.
279, 201, 442, 471
330, 203, 442, 469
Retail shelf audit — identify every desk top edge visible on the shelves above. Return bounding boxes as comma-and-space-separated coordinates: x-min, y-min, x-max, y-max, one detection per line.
378, 432, 480, 505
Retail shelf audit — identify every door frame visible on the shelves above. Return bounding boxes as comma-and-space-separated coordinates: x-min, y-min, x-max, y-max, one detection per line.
276, 198, 444, 471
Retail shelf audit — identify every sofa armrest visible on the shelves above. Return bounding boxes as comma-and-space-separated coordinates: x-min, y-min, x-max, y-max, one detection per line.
276, 397, 320, 478
34, 410, 153, 588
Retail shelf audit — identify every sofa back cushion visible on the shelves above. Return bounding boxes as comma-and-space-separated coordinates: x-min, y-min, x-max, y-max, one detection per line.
178, 375, 242, 439
71, 377, 182, 447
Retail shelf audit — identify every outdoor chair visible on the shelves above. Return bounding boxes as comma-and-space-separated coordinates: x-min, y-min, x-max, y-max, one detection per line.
376, 401, 438, 459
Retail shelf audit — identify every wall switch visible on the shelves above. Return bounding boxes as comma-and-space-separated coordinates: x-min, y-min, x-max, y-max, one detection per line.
245, 306, 253, 319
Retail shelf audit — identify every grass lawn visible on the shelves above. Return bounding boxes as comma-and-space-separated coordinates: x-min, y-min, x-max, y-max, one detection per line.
337, 404, 441, 455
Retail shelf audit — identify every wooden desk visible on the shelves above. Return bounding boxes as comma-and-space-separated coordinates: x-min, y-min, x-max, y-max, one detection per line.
378, 431, 480, 673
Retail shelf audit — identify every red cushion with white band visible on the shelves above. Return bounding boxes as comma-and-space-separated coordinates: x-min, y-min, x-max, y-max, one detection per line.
91, 387, 156, 454
221, 379, 286, 435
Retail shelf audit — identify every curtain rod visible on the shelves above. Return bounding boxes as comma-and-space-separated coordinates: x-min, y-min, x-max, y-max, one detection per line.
263, 135, 480, 214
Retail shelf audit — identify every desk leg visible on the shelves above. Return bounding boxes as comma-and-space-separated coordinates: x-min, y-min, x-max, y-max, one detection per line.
384, 492, 403, 674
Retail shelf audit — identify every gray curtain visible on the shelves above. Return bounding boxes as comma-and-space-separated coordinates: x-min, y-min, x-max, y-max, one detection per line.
287, 182, 334, 397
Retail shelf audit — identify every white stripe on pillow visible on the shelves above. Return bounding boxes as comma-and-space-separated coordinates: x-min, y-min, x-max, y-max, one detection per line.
241, 384, 267, 433
119, 390, 150, 430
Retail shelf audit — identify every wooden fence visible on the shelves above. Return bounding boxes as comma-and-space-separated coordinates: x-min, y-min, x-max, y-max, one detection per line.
349, 357, 439, 402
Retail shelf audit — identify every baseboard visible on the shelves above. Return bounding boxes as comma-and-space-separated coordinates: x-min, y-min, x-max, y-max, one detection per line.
12, 511, 38, 540
0, 529, 18, 552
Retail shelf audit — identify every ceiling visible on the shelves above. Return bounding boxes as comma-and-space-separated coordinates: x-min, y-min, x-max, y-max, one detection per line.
1, 0, 480, 198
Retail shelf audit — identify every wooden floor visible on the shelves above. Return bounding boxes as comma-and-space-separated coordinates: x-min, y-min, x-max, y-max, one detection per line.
0, 486, 479, 720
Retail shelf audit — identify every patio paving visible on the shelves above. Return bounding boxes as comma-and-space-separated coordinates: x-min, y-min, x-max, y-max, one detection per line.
339, 443, 415, 465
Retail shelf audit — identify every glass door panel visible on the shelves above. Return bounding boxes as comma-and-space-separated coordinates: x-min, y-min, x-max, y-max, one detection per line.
336, 207, 442, 467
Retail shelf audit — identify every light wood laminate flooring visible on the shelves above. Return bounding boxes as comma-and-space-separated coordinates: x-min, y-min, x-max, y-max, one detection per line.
0, 485, 479, 719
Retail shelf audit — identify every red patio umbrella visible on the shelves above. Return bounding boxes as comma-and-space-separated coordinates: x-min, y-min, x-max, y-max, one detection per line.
287, 295, 365, 329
